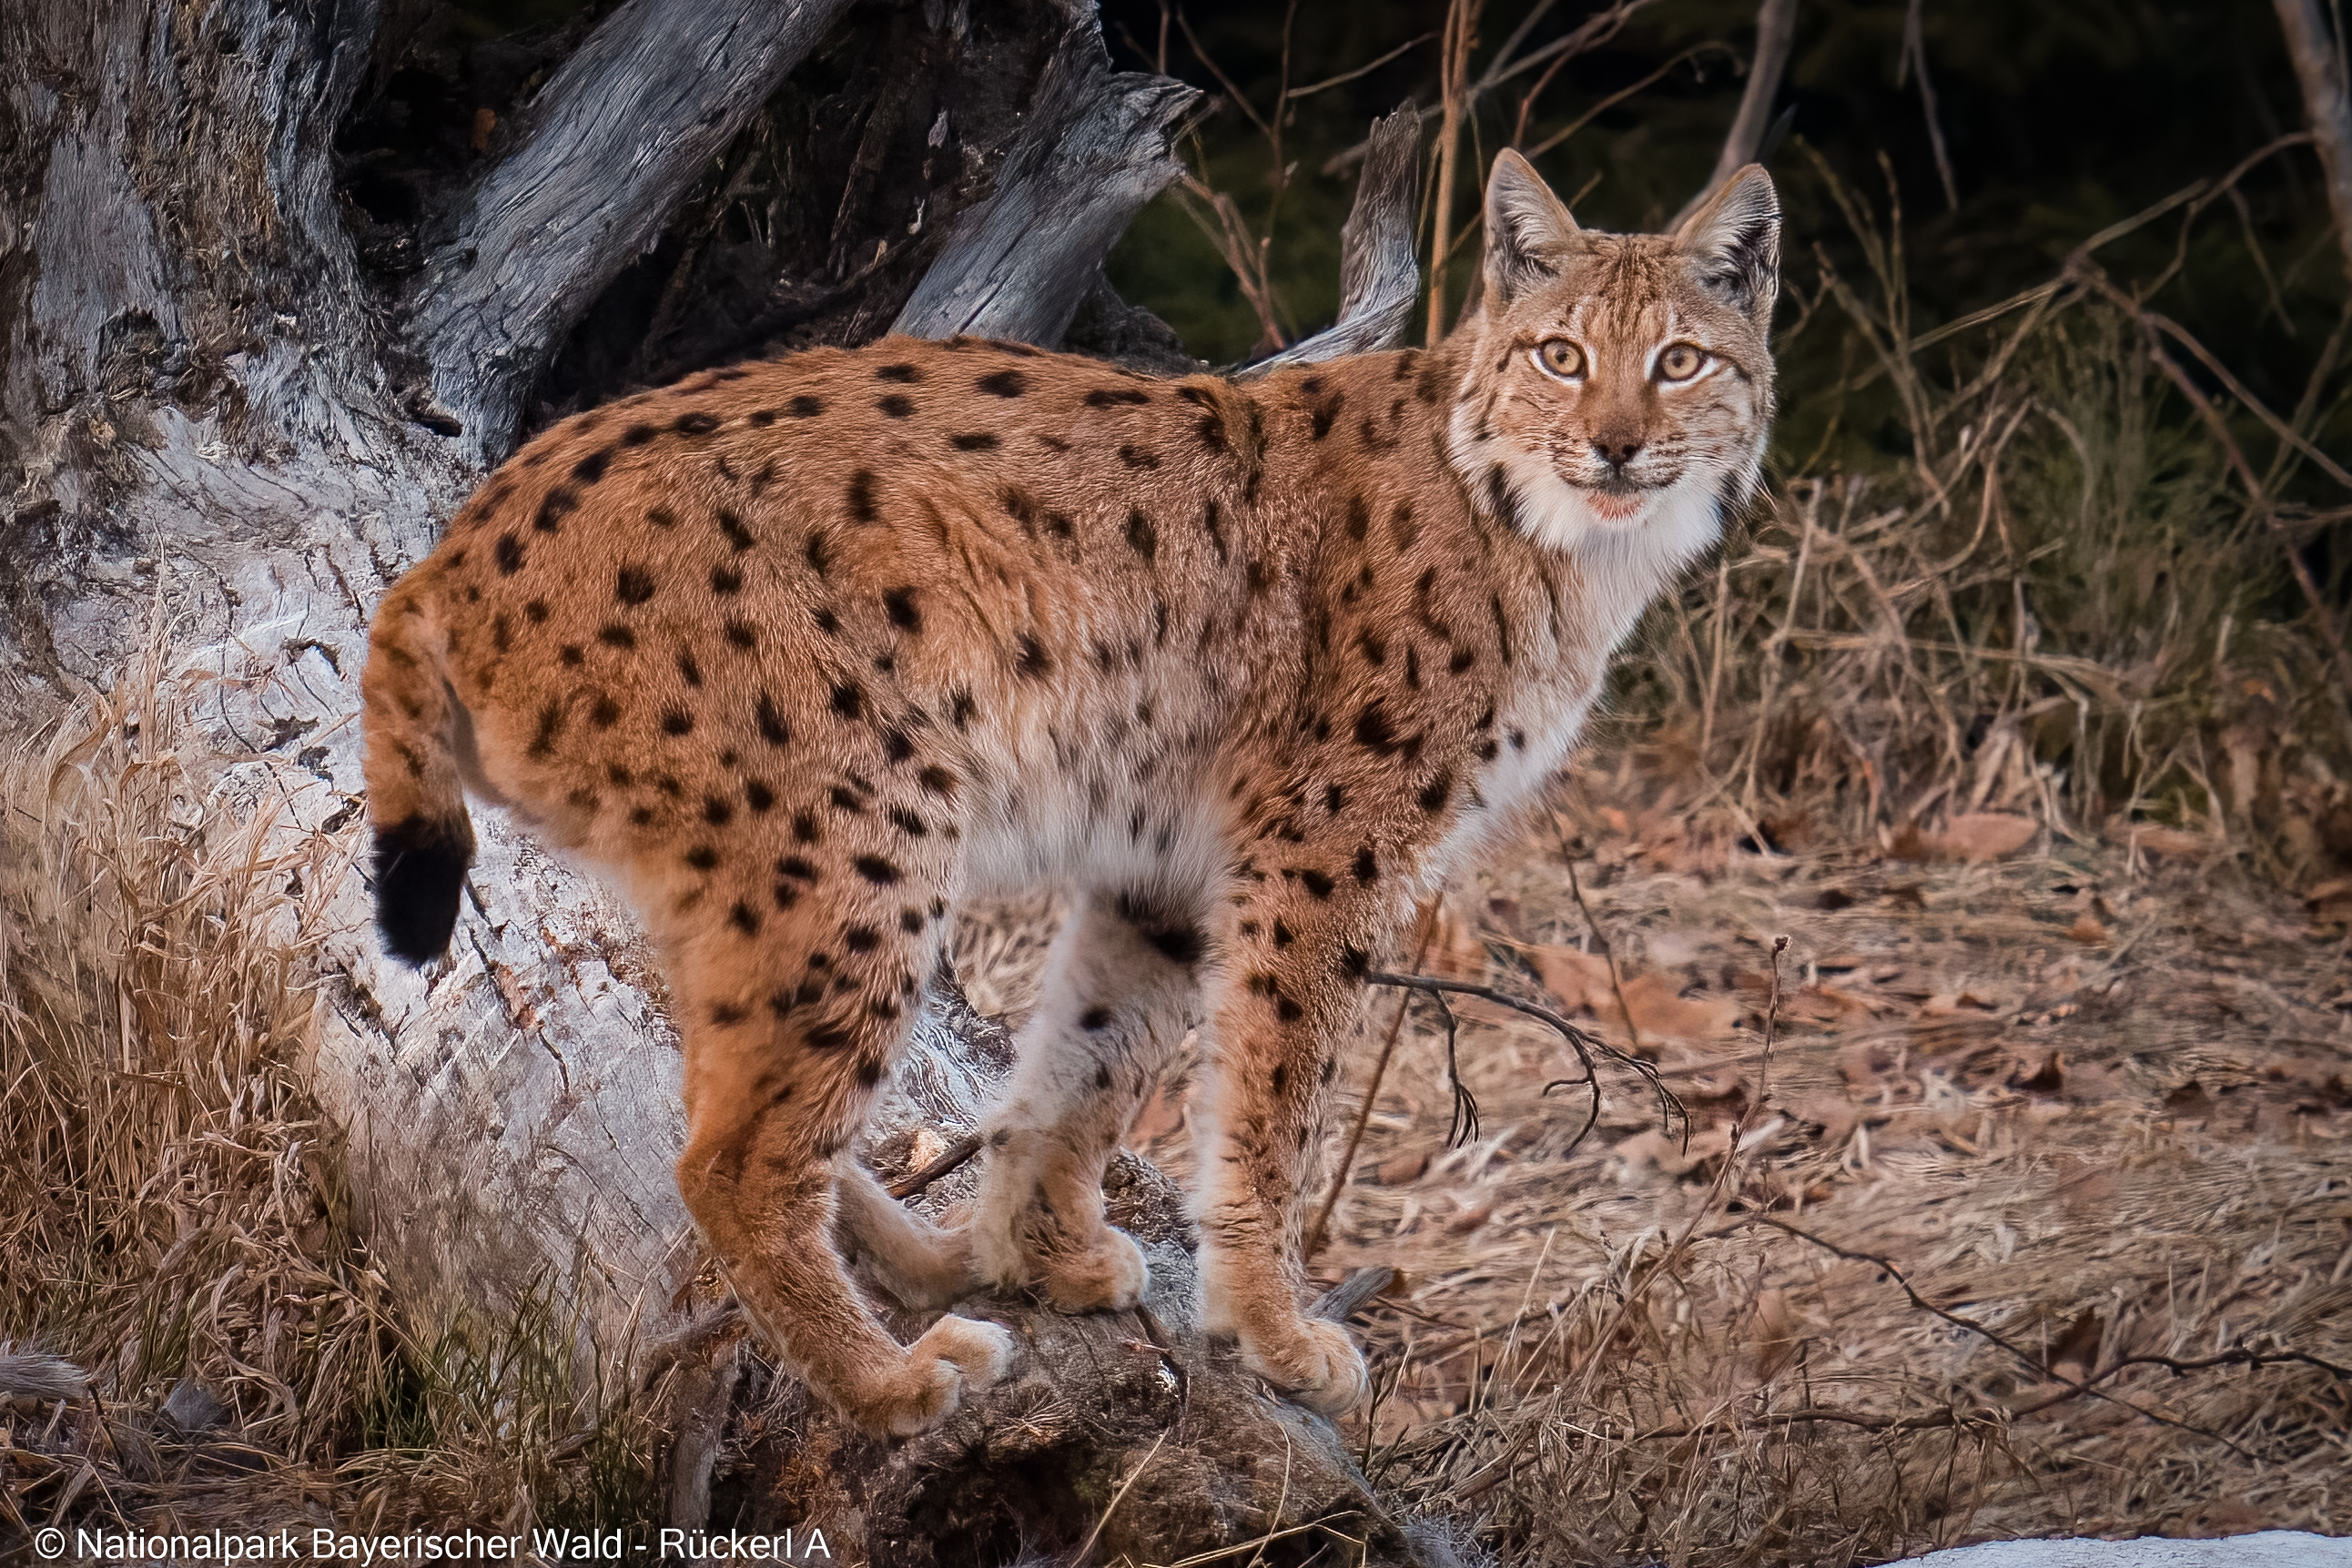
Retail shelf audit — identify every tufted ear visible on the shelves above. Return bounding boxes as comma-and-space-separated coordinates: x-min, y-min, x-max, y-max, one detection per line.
1674, 164, 1779, 319
1482, 148, 1580, 309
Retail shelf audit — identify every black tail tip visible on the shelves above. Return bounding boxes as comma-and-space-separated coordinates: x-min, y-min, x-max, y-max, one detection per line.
373, 815, 471, 965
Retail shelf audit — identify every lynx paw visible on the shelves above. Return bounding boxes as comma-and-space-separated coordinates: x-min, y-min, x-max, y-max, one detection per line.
1037, 1224, 1149, 1313
841, 1314, 1016, 1438
1240, 1316, 1370, 1416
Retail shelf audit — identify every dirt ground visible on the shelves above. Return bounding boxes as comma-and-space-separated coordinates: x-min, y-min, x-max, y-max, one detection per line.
959, 765, 2352, 1565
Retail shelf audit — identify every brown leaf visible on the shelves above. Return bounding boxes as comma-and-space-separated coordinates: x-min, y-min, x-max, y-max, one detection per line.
1445, 1197, 1495, 1235
1891, 813, 2037, 864
1938, 813, 2038, 863
2110, 820, 2217, 858
1619, 971, 1740, 1044
1528, 944, 1613, 1014
2065, 914, 2109, 946
1373, 1150, 1429, 1187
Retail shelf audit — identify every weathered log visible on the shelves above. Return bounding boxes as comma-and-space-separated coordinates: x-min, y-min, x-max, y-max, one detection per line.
1243, 107, 1422, 374
406, 0, 861, 459
891, 15, 1202, 347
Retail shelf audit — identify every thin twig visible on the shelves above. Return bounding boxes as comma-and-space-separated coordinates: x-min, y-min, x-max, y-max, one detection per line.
1361, 971, 1685, 1155
1742, 1217, 2260, 1458
887, 1130, 983, 1199
1306, 900, 1439, 1259
1565, 859, 1645, 1059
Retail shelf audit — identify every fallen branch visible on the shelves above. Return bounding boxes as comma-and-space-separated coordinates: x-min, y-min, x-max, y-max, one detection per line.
1362, 971, 1685, 1156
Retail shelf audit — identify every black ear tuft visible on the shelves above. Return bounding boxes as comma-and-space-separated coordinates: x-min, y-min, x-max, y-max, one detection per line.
374, 815, 472, 964
1482, 148, 1580, 309
1675, 165, 1780, 318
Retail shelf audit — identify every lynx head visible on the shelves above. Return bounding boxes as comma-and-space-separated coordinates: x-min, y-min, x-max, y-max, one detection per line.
1449, 149, 1779, 577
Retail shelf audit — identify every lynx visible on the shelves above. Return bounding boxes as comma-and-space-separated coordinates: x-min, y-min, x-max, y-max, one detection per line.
360, 151, 1779, 1437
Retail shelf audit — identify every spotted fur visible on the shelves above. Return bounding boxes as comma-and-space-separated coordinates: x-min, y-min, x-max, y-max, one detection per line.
359, 153, 1779, 1436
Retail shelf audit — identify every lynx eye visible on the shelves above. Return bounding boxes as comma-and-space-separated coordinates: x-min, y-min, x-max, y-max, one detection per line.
1533, 339, 1586, 380
1656, 342, 1708, 382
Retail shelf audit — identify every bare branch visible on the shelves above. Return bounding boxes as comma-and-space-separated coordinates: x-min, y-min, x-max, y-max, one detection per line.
409, 0, 858, 458
2273, 0, 2352, 281
1242, 108, 1422, 374
892, 24, 1201, 348
1673, 0, 1800, 229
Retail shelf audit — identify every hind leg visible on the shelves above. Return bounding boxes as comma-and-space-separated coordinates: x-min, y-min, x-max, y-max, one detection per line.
970, 887, 1204, 1311
669, 856, 1009, 1435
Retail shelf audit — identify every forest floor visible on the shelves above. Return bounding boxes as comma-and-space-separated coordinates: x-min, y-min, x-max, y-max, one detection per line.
960, 761, 2352, 1566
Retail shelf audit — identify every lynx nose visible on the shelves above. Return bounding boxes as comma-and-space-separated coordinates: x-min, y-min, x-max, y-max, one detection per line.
1591, 433, 1646, 470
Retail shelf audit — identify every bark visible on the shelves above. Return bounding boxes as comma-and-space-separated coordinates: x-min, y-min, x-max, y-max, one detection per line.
406, 0, 863, 460
2273, 0, 2352, 284
1245, 107, 1421, 374
0, 0, 1435, 1543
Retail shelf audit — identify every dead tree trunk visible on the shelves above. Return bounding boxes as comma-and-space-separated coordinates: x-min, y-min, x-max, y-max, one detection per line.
0, 0, 1426, 1544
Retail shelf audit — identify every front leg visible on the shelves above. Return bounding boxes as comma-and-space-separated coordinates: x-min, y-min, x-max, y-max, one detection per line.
1195, 865, 1403, 1415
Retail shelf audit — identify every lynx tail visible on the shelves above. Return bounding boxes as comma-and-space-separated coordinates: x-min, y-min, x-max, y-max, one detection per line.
359, 570, 476, 964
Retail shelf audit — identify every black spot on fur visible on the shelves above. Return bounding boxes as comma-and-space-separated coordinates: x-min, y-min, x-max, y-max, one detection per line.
703, 795, 733, 826
684, 845, 718, 871
1354, 845, 1378, 882
917, 765, 958, 798
674, 410, 720, 435
830, 681, 862, 720
725, 620, 756, 650
1118, 443, 1159, 470
978, 369, 1028, 397
590, 695, 621, 728
951, 432, 999, 451
853, 855, 901, 886
495, 534, 526, 574
876, 362, 921, 383
677, 650, 703, 687
616, 566, 655, 605
745, 780, 776, 813
573, 448, 613, 484
883, 729, 915, 764
717, 509, 755, 551
846, 470, 878, 523
777, 855, 818, 882
1125, 509, 1157, 562
623, 423, 658, 448
527, 702, 564, 759
523, 600, 549, 622
877, 393, 915, 419
598, 623, 637, 650
813, 607, 839, 635
1300, 869, 1335, 899
883, 587, 921, 631
752, 695, 789, 749
372, 815, 472, 964
1418, 771, 1452, 814
789, 394, 824, 417
1310, 391, 1343, 440
1085, 387, 1151, 408
1015, 633, 1051, 679
948, 690, 976, 729
730, 901, 760, 935
535, 484, 579, 531
844, 925, 881, 953
662, 707, 693, 736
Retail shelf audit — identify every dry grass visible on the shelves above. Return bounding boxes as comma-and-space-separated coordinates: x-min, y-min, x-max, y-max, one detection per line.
0, 622, 658, 1538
